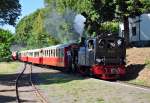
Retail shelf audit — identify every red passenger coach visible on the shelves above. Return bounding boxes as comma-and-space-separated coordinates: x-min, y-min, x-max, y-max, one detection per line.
42, 44, 70, 68
20, 51, 28, 62
27, 49, 42, 64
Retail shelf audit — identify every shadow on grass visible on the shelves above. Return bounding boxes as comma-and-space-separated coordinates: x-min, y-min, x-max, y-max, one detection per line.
0, 71, 85, 87
0, 68, 85, 102
0, 95, 16, 103
120, 64, 145, 81
0, 95, 36, 103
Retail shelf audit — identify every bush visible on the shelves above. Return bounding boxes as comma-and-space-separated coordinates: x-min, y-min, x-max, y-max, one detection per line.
101, 21, 119, 33
0, 29, 13, 61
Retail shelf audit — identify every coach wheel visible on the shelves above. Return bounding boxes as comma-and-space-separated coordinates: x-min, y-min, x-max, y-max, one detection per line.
64, 66, 71, 73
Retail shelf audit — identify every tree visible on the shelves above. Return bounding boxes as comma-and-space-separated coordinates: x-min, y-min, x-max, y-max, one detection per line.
0, 29, 14, 61
15, 8, 60, 48
0, 0, 21, 26
15, 9, 43, 45
115, 0, 150, 46
45, 0, 150, 46
44, 0, 116, 36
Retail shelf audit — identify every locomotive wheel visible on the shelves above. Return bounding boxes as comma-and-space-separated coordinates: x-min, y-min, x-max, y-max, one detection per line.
78, 66, 90, 76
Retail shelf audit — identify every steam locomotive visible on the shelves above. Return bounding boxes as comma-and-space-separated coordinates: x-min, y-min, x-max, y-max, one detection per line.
12, 33, 126, 80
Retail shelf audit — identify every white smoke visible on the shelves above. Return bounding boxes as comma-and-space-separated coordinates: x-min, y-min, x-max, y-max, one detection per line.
74, 14, 86, 36
44, 3, 86, 43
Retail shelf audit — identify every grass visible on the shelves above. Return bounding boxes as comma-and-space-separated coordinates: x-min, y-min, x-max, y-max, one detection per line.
38, 74, 106, 103
0, 61, 20, 74
37, 71, 150, 103
128, 79, 149, 87
96, 98, 105, 103
145, 59, 150, 69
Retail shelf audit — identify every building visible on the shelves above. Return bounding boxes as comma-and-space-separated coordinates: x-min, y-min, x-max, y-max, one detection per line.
119, 13, 150, 46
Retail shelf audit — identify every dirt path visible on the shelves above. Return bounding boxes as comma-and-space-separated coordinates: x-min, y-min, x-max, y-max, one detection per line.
127, 47, 150, 65
0, 64, 39, 103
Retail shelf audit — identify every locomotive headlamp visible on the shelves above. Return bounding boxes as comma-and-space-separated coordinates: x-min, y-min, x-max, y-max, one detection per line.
96, 59, 101, 63
117, 39, 122, 46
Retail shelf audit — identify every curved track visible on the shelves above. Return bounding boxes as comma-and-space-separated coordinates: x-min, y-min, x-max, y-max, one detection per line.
15, 63, 48, 103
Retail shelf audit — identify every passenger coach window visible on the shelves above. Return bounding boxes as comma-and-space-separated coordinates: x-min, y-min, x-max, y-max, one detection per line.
58, 49, 60, 57
47, 50, 48, 57
53, 49, 55, 57
52, 49, 54, 57
56, 49, 58, 57
61, 49, 64, 57
49, 50, 50, 57
47, 50, 49, 57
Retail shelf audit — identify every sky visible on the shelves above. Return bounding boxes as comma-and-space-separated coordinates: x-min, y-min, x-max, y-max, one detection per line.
0, 0, 44, 33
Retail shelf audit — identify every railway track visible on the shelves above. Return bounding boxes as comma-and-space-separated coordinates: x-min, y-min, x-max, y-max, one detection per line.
15, 63, 48, 103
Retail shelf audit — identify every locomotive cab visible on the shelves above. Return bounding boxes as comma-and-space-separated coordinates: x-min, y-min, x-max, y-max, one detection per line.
78, 38, 96, 66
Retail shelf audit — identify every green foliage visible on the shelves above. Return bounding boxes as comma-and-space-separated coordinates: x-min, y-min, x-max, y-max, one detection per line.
15, 10, 40, 45
115, 0, 149, 18
101, 21, 119, 33
15, 8, 60, 49
44, 0, 150, 39
16, 0, 150, 49
44, 0, 116, 35
0, 0, 21, 26
0, 29, 13, 61
145, 59, 150, 68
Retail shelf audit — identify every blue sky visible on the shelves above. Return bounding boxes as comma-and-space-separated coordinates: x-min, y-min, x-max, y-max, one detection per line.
0, 0, 44, 33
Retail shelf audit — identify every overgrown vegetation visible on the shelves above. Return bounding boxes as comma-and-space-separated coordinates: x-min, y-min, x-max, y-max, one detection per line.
0, 29, 14, 61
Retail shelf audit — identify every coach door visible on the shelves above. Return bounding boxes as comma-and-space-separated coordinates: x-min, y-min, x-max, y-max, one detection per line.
39, 50, 43, 64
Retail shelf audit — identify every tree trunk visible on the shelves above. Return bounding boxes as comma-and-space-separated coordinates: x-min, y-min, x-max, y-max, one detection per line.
123, 16, 130, 47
